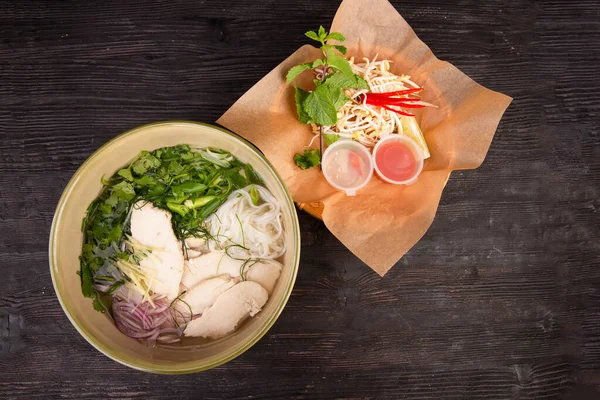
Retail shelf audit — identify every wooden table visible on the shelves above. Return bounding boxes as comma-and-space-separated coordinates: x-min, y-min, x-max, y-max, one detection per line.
1, 1, 598, 398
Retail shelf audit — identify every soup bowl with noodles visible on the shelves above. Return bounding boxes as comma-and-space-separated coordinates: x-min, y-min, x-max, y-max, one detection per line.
49, 121, 300, 373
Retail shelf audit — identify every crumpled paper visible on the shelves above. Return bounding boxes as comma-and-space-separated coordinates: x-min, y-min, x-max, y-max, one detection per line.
218, 0, 512, 276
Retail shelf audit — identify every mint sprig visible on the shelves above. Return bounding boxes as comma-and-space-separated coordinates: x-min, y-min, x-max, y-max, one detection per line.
288, 27, 368, 170
286, 27, 368, 127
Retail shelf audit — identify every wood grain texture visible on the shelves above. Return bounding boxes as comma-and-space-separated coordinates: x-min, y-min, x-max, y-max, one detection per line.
0, 0, 599, 399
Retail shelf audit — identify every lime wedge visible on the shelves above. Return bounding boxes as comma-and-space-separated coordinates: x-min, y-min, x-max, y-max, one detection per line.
400, 116, 430, 159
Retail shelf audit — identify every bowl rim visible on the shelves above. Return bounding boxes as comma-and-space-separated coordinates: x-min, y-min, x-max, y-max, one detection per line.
48, 120, 301, 374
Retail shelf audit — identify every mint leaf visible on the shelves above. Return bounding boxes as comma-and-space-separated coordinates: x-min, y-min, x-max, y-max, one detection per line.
353, 75, 369, 90
294, 87, 314, 124
318, 26, 326, 40
324, 134, 340, 146
312, 59, 325, 68
332, 45, 347, 55
293, 149, 321, 169
305, 30, 320, 42
331, 87, 349, 109
286, 63, 312, 83
325, 71, 369, 90
325, 32, 345, 42
322, 44, 347, 55
303, 85, 337, 126
326, 50, 355, 78
117, 168, 133, 181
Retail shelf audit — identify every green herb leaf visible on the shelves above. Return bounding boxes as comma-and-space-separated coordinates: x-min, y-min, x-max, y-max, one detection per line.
294, 86, 315, 124
133, 175, 157, 187
293, 149, 321, 169
331, 45, 347, 55
131, 151, 160, 175
80, 261, 94, 298
326, 50, 355, 78
324, 133, 340, 146
286, 63, 312, 83
117, 168, 133, 181
325, 32, 346, 42
304, 30, 320, 42
318, 26, 326, 40
303, 85, 338, 126
244, 163, 264, 185
111, 181, 136, 201
250, 185, 260, 206
105, 194, 119, 207
168, 160, 184, 175
108, 225, 122, 242
330, 86, 350, 109
312, 59, 325, 68
92, 298, 106, 313
324, 71, 369, 90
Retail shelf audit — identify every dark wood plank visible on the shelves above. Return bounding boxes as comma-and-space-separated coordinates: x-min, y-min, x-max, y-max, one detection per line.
1, 0, 599, 399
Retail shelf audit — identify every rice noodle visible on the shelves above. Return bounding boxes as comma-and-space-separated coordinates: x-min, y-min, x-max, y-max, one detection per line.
205, 185, 285, 260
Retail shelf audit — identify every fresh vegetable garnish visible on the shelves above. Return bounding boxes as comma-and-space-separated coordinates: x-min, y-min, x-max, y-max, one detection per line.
361, 88, 426, 117
287, 26, 369, 168
293, 148, 321, 170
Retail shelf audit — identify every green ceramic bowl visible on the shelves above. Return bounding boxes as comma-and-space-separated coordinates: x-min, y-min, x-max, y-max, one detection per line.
49, 121, 301, 374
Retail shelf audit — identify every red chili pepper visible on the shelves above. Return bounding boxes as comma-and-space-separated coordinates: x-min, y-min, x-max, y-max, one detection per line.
372, 103, 415, 117
382, 102, 425, 109
367, 98, 425, 107
361, 88, 426, 117
367, 88, 423, 97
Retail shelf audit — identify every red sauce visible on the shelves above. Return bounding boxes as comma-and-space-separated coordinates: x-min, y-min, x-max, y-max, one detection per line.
375, 141, 417, 182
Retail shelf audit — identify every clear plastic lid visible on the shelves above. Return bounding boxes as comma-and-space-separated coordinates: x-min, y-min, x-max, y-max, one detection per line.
322, 139, 373, 196
372, 135, 424, 185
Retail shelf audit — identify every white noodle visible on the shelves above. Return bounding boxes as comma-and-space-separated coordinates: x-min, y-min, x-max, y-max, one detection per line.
205, 185, 285, 260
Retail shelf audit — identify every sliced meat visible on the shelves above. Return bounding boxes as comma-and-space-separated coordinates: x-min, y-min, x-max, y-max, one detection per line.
130, 201, 184, 301
182, 252, 282, 294
185, 249, 203, 259
183, 281, 268, 339
245, 261, 282, 294
185, 237, 208, 252
174, 275, 237, 321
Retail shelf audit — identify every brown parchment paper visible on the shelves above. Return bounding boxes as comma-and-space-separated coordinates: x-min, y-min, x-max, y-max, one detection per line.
218, 0, 512, 276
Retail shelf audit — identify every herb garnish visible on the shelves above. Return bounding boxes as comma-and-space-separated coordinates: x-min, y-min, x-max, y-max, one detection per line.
293, 148, 321, 170
286, 26, 368, 169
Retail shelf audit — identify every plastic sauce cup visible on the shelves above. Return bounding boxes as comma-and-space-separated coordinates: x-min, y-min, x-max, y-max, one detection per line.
322, 139, 374, 196
372, 135, 424, 185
